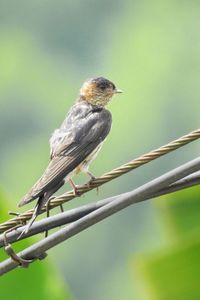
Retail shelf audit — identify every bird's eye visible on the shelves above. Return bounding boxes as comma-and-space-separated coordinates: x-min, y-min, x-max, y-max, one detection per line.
93, 77, 115, 91
99, 83, 107, 90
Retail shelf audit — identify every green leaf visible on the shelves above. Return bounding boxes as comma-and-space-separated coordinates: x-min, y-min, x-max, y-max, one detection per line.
0, 189, 72, 300
135, 233, 200, 300
134, 186, 200, 300
156, 185, 200, 237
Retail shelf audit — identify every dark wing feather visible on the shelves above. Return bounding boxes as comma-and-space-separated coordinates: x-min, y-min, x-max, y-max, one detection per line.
18, 107, 112, 207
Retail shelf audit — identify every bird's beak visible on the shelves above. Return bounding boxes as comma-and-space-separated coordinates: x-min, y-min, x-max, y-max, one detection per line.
114, 89, 123, 94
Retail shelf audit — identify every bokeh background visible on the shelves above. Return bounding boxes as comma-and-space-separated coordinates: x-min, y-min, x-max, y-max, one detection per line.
0, 1, 200, 299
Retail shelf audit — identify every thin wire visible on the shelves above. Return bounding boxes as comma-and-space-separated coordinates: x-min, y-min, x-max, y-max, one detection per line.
1, 171, 200, 247
1, 156, 200, 275
0, 128, 199, 233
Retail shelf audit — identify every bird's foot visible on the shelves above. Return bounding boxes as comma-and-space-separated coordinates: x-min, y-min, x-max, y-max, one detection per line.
68, 178, 82, 196
86, 172, 99, 194
72, 185, 82, 196
87, 171, 96, 182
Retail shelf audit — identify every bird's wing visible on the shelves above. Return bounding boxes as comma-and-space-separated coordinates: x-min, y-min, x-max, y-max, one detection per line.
18, 107, 112, 207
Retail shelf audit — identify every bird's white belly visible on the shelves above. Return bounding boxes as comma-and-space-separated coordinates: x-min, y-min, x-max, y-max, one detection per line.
64, 142, 103, 182
79, 142, 103, 172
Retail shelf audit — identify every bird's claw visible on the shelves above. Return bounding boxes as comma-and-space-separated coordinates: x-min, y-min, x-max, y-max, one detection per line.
72, 185, 82, 196
86, 177, 99, 194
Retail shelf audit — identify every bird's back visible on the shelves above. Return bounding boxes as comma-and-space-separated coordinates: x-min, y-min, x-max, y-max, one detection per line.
19, 101, 112, 207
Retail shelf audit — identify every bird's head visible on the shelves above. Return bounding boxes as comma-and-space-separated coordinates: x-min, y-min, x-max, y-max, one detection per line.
79, 77, 122, 107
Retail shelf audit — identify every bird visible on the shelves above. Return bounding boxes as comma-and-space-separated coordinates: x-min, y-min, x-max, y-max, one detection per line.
18, 77, 122, 233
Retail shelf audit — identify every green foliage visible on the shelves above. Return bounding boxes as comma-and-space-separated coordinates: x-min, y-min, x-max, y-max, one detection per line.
0, 0, 121, 68
1, 0, 200, 299
157, 186, 200, 237
134, 186, 200, 300
0, 189, 72, 300
136, 234, 200, 300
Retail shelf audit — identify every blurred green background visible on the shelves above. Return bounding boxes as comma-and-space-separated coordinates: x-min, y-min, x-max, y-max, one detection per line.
0, 0, 200, 299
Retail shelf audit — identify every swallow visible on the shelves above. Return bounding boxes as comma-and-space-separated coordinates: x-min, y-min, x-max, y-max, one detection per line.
18, 77, 122, 233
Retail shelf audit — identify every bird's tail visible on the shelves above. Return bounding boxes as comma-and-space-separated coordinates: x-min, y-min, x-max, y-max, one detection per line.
18, 179, 65, 208
18, 176, 46, 207
18, 179, 65, 237
18, 193, 37, 207
18, 193, 49, 238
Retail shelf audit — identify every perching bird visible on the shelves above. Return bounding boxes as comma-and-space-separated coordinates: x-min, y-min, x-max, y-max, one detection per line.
18, 77, 122, 233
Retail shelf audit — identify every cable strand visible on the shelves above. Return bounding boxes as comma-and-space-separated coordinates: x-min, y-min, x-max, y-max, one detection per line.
0, 128, 199, 233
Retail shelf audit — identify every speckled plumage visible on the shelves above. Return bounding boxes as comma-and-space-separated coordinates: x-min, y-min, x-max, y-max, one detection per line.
19, 102, 112, 207
18, 77, 122, 214
18, 78, 121, 233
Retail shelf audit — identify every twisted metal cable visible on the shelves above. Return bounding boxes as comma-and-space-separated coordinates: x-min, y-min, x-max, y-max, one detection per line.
0, 128, 199, 233
1, 156, 200, 275
1, 171, 200, 247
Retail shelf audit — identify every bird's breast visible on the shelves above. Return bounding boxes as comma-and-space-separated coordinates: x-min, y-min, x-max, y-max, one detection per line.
75, 142, 103, 174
